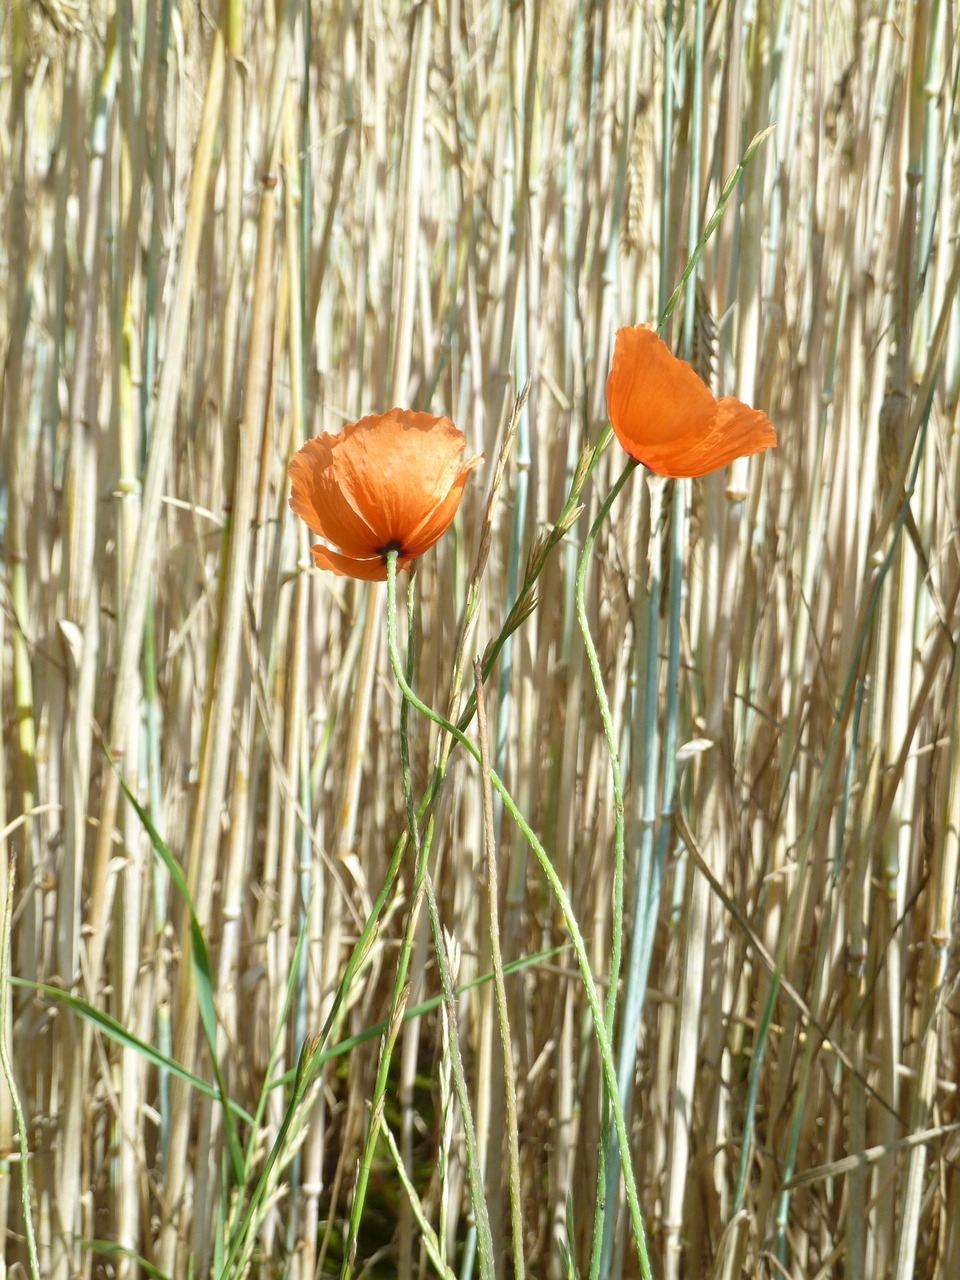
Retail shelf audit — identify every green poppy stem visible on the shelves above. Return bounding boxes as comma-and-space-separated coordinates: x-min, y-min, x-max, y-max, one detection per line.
384, 553, 653, 1280
384, 555, 496, 1280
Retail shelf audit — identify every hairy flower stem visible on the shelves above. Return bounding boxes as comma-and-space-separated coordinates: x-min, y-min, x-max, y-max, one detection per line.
382, 557, 496, 1280
384, 556, 654, 1280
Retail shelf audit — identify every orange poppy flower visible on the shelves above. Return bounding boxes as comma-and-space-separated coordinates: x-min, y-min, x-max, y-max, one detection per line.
606, 325, 777, 478
289, 409, 483, 581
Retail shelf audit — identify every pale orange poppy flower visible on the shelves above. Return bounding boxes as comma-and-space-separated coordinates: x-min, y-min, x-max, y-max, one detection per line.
606, 325, 777, 478
289, 408, 483, 581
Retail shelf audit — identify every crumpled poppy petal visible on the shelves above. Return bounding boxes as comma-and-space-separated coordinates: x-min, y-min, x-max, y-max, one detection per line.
622, 398, 777, 478
606, 324, 777, 478
289, 436, 381, 558
333, 410, 470, 548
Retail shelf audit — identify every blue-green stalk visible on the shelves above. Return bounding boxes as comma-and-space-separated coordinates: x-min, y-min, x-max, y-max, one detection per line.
140, 0, 174, 1169
381, 1120, 458, 1280
494, 0, 541, 808
581, 461, 637, 1280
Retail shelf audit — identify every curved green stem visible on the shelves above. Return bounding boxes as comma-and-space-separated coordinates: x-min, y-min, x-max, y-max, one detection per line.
457, 428, 613, 736
384, 556, 495, 1280
383, 555, 653, 1280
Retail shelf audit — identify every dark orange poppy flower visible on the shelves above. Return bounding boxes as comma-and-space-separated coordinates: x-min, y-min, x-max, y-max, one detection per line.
606, 325, 777, 478
289, 409, 483, 581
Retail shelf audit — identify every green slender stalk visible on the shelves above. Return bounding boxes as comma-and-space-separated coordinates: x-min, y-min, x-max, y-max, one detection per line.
381, 556, 653, 1280
394, 565, 427, 1280
660, 124, 775, 337
381, 1121, 457, 1280
337, 570, 471, 1278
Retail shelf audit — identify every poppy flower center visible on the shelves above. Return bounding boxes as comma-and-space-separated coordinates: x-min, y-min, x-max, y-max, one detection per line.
376, 539, 407, 562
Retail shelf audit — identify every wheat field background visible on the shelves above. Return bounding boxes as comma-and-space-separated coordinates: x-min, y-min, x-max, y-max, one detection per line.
2, 0, 959, 1277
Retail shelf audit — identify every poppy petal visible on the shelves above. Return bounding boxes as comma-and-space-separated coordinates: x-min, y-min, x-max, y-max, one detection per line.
606, 324, 777, 478
289, 436, 381, 558
332, 410, 470, 550
607, 325, 715, 445
309, 544, 416, 581
403, 455, 485, 558
623, 400, 777, 478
